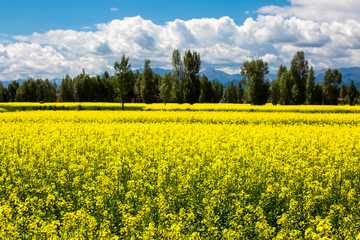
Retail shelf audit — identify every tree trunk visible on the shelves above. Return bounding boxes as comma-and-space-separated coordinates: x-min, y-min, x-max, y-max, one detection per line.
122, 94, 124, 110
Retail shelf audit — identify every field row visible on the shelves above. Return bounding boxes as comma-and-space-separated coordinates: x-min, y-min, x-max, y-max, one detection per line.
1, 103, 360, 113
2, 110, 360, 126
0, 111, 359, 238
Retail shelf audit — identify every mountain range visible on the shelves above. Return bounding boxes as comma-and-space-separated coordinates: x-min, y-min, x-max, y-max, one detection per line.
148, 67, 360, 88
314, 67, 360, 88
135, 67, 277, 86
2, 67, 360, 89
0, 77, 62, 88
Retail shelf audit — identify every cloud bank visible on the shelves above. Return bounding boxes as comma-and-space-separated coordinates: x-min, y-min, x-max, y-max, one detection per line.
258, 0, 360, 23
1, 2, 360, 80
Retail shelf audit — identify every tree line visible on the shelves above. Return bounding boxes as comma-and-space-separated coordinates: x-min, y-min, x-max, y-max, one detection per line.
0, 50, 358, 106
0, 78, 57, 103
269, 52, 358, 106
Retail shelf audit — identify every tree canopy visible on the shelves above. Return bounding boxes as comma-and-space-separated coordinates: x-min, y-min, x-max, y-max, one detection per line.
1, 49, 358, 106
113, 54, 133, 110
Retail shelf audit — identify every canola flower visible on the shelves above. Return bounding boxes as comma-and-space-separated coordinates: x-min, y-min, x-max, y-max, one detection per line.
0, 109, 359, 239
1, 102, 360, 113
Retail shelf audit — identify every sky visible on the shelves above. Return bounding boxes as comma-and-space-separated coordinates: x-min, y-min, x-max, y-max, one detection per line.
1, 0, 360, 80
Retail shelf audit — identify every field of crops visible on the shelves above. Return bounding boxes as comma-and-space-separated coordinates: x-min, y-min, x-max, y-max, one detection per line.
1, 104, 360, 239
1, 102, 360, 113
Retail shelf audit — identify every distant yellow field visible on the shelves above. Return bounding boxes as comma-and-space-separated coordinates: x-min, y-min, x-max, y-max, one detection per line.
1, 102, 360, 113
0, 110, 359, 238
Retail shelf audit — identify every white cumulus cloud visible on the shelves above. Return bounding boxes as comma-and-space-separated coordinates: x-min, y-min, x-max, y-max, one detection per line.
259, 53, 278, 63
2, 12, 360, 80
0, 43, 112, 80
258, 0, 360, 22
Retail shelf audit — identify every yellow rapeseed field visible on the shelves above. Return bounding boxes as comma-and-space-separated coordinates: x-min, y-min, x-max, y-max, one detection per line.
0, 106, 359, 239
1, 102, 360, 113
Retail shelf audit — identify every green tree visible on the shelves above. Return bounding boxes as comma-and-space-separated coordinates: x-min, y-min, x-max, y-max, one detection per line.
241, 59, 269, 82
240, 59, 269, 105
172, 49, 185, 103
92, 75, 107, 102
270, 79, 280, 105
0, 81, 4, 102
152, 73, 162, 102
46, 79, 56, 102
133, 70, 142, 103
59, 74, 74, 102
348, 80, 357, 105
101, 71, 115, 102
212, 80, 224, 103
290, 51, 309, 104
8, 81, 19, 102
279, 71, 294, 105
183, 50, 201, 104
339, 83, 347, 99
277, 65, 287, 79
141, 59, 154, 103
36, 78, 45, 101
199, 89, 205, 103
38, 78, 56, 102
248, 75, 270, 105
159, 72, 172, 105
322, 69, 342, 105
2, 87, 9, 102
16, 78, 38, 102
313, 83, 323, 105
73, 69, 94, 102
199, 75, 214, 103
291, 84, 300, 104
241, 78, 251, 103
237, 81, 244, 103
170, 77, 182, 103
224, 81, 237, 103
113, 54, 133, 110
305, 66, 316, 104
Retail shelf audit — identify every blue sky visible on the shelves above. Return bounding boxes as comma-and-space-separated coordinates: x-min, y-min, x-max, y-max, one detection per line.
1, 0, 360, 80
0, 0, 287, 35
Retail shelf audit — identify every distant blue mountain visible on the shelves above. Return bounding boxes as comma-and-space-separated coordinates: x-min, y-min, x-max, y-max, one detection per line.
2, 67, 360, 89
199, 68, 276, 86
314, 67, 360, 89
199, 68, 240, 84
134, 67, 276, 87
0, 77, 62, 89
0, 77, 30, 88
134, 67, 170, 76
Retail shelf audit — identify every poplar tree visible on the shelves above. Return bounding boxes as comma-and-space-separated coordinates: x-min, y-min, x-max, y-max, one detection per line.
348, 80, 357, 105
113, 54, 132, 110
141, 59, 153, 103
8, 81, 19, 102
339, 83, 347, 99
133, 70, 142, 103
224, 81, 237, 103
59, 74, 74, 102
159, 72, 172, 105
240, 59, 269, 105
290, 51, 309, 104
322, 69, 342, 105
270, 79, 280, 105
171, 49, 185, 103
183, 50, 201, 104
306, 66, 316, 104
0, 82, 4, 102
279, 71, 294, 105
277, 65, 287, 79
237, 81, 244, 103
